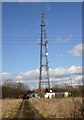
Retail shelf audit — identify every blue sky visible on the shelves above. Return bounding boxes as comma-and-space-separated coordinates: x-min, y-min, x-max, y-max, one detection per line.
2, 0, 83, 2
1, 2, 83, 88
2, 2, 82, 73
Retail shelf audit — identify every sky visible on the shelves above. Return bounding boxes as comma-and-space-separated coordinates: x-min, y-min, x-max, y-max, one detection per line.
1, 2, 83, 89
0, 2, 2, 73
1, 0, 84, 2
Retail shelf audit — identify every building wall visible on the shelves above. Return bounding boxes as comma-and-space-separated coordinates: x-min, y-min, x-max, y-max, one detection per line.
45, 92, 55, 99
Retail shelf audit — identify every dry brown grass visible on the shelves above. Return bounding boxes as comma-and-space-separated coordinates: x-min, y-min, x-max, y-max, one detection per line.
2, 99, 22, 118
29, 97, 83, 118
0, 99, 2, 119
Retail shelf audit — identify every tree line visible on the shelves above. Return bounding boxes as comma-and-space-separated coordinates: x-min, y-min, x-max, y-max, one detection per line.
0, 79, 84, 98
1, 79, 27, 99
52, 85, 84, 97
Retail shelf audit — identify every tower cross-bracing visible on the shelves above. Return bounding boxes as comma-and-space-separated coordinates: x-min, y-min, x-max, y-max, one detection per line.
39, 11, 50, 96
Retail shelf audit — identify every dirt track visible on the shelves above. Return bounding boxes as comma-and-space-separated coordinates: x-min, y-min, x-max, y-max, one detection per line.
18, 99, 44, 119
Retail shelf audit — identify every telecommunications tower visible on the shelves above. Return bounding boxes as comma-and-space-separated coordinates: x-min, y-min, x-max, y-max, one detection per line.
39, 11, 50, 95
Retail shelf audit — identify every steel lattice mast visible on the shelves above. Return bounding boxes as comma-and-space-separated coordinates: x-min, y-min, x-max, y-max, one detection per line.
39, 11, 50, 95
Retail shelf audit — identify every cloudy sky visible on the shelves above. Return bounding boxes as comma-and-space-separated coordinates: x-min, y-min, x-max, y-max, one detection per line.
2, 2, 83, 89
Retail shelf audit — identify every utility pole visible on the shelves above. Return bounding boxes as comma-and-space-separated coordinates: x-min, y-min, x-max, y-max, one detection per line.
38, 11, 50, 97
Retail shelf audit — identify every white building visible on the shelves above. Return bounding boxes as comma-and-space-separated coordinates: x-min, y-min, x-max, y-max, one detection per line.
45, 91, 69, 98
45, 92, 55, 98
64, 92, 69, 98
45, 90, 55, 98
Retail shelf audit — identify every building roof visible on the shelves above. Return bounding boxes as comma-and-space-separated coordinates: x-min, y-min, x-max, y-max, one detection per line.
34, 89, 46, 94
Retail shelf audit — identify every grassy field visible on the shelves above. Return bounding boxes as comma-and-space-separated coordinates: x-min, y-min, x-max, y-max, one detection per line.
0, 99, 2, 119
2, 99, 22, 118
0, 97, 83, 119
29, 97, 83, 118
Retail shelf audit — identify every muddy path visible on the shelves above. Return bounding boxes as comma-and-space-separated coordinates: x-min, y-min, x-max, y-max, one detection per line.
18, 100, 44, 119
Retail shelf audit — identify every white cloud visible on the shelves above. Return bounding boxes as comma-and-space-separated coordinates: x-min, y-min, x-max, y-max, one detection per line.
68, 43, 84, 56
16, 74, 23, 79
68, 65, 82, 74
1, 72, 8, 75
56, 35, 72, 44
75, 75, 83, 81
1, 65, 83, 89
2, 72, 15, 80
16, 80, 23, 83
